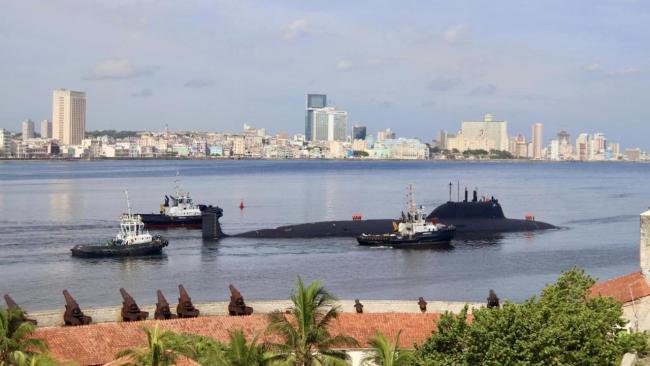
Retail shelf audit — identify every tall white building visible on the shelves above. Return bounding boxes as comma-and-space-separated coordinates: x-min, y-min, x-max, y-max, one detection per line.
21, 119, 34, 140
312, 107, 348, 142
52, 89, 86, 145
41, 120, 52, 139
0, 128, 11, 157
444, 113, 509, 152
531, 122, 543, 159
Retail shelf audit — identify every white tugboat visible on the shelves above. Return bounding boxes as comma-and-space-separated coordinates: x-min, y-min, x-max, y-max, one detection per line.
357, 184, 456, 248
137, 173, 221, 229
71, 191, 169, 258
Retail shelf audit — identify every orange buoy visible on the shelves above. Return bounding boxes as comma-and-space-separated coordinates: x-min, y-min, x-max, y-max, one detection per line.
239, 200, 245, 210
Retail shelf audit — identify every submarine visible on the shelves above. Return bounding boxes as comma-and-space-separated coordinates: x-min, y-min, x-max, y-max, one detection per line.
210, 186, 556, 239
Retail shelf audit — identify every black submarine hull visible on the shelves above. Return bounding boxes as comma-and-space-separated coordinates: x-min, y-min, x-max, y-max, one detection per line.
229, 201, 555, 239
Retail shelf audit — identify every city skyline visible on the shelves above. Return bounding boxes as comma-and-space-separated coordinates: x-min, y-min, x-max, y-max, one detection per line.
1, 1, 649, 149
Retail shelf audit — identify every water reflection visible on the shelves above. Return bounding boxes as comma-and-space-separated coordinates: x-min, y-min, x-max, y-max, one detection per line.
48, 182, 85, 221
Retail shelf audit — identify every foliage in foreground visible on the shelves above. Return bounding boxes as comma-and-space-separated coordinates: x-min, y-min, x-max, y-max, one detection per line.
0, 309, 50, 366
115, 325, 181, 366
266, 276, 358, 366
362, 330, 413, 366
413, 267, 647, 366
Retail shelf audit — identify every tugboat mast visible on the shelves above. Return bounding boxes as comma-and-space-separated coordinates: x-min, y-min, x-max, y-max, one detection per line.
124, 190, 132, 216
407, 184, 416, 213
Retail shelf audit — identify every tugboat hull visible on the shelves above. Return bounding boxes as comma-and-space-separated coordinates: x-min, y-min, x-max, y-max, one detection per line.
357, 227, 456, 248
71, 238, 169, 258
138, 214, 203, 229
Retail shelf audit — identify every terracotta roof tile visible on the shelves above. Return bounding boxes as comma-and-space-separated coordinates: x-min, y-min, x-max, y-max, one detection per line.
34, 313, 441, 365
590, 271, 650, 303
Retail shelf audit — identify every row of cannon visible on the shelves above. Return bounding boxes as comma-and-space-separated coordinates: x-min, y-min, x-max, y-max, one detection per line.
3, 287, 501, 327
2, 284, 253, 326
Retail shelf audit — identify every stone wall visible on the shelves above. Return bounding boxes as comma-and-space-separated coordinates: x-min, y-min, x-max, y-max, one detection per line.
30, 299, 484, 328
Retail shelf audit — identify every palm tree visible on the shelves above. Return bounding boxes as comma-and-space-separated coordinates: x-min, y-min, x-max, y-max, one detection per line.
170, 330, 276, 366
0, 308, 46, 365
6, 352, 61, 366
266, 277, 358, 366
115, 324, 181, 366
362, 331, 413, 366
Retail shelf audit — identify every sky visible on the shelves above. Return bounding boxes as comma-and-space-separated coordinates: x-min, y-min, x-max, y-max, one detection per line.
1, 0, 649, 148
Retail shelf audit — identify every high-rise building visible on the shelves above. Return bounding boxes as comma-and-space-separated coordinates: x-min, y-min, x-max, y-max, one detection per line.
377, 128, 396, 142
312, 107, 348, 142
305, 94, 327, 141
41, 120, 52, 139
52, 89, 86, 145
0, 128, 11, 157
575, 133, 590, 161
352, 125, 367, 140
532, 122, 543, 159
456, 113, 509, 151
21, 119, 34, 140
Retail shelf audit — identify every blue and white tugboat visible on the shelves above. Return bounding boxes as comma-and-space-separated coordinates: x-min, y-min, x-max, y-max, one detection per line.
357, 185, 456, 248
137, 175, 218, 229
71, 192, 169, 258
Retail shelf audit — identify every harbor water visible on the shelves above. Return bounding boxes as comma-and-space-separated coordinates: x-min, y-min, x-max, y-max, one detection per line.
0, 160, 647, 310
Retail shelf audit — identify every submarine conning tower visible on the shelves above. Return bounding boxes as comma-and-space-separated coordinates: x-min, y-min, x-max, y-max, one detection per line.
428, 200, 506, 219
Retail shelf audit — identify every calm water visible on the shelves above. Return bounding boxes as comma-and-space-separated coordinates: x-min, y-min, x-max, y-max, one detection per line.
0, 160, 648, 311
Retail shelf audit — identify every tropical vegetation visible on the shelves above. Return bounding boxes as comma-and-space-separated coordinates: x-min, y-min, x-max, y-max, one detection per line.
115, 324, 181, 366
265, 276, 358, 366
413, 267, 648, 366
362, 331, 413, 366
0, 308, 58, 366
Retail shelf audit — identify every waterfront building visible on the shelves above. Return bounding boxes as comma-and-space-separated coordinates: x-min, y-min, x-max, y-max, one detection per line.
532, 123, 543, 159
443, 113, 509, 152
312, 107, 348, 142
41, 119, 52, 139
0, 128, 12, 157
52, 89, 86, 146
512, 134, 529, 158
21, 119, 35, 140
609, 143, 621, 159
557, 131, 572, 159
376, 128, 395, 142
305, 94, 327, 141
575, 133, 591, 161
549, 139, 560, 160
625, 148, 641, 161
352, 125, 367, 140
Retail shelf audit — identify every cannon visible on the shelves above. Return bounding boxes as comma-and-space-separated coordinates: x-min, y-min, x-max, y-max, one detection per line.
62, 290, 92, 326
3, 294, 37, 325
418, 297, 428, 313
155, 290, 177, 320
120, 288, 148, 322
176, 285, 199, 318
354, 299, 364, 314
228, 284, 253, 316
487, 289, 500, 309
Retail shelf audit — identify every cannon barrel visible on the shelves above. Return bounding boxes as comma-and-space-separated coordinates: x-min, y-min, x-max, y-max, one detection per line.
176, 285, 199, 318
120, 288, 148, 322
62, 289, 92, 326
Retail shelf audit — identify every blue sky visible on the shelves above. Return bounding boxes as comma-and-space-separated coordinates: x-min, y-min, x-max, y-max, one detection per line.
1, 0, 649, 148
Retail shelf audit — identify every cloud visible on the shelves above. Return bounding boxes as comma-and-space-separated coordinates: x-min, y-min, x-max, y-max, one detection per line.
283, 19, 309, 39
469, 84, 497, 96
336, 59, 352, 71
606, 66, 640, 77
184, 78, 216, 88
582, 63, 602, 72
444, 24, 470, 44
85, 59, 159, 80
131, 88, 153, 98
427, 77, 462, 92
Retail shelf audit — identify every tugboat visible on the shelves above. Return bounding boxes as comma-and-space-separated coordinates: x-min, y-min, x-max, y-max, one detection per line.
357, 185, 456, 248
71, 192, 169, 258
137, 175, 216, 229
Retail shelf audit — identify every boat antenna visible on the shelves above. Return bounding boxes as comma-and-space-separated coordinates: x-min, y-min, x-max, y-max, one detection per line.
407, 184, 415, 213
457, 180, 460, 202
448, 182, 452, 202
124, 190, 132, 216
175, 170, 180, 197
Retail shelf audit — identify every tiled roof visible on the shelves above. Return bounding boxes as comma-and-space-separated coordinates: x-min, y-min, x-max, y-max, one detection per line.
35, 312, 441, 366
590, 272, 650, 303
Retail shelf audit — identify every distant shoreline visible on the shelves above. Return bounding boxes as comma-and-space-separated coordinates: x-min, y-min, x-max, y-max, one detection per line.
0, 157, 646, 163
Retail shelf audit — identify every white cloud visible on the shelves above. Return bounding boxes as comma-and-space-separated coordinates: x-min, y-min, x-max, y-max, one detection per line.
469, 84, 497, 96
444, 23, 470, 44
283, 19, 309, 39
184, 78, 216, 88
85, 59, 159, 80
336, 59, 352, 71
131, 88, 153, 98
607, 66, 640, 77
